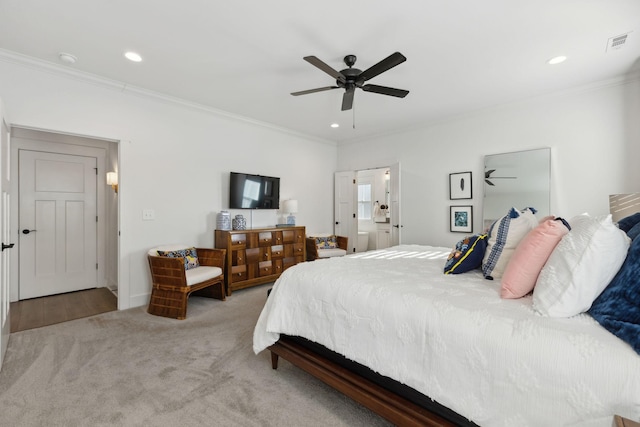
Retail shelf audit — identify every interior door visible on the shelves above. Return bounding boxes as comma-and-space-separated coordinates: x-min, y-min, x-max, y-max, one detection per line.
0, 102, 12, 369
19, 150, 98, 299
389, 162, 401, 246
334, 171, 356, 253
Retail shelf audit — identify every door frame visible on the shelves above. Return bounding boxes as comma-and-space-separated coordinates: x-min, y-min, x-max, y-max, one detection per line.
336, 162, 401, 251
9, 127, 118, 302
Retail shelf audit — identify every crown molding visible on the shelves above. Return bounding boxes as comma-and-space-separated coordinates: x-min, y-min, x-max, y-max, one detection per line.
0, 49, 337, 147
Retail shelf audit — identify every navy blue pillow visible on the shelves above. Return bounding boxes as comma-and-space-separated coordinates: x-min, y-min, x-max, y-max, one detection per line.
628, 222, 640, 241
444, 234, 488, 274
589, 234, 640, 355
617, 212, 640, 233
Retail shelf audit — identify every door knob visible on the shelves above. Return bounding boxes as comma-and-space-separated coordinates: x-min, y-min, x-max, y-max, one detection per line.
1, 243, 14, 251
22, 229, 36, 234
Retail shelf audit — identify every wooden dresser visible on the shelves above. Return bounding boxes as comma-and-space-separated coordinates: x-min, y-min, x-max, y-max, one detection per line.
214, 226, 306, 295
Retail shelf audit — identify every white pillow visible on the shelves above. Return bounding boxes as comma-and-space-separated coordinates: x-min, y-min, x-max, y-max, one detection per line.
533, 213, 630, 317
482, 207, 538, 279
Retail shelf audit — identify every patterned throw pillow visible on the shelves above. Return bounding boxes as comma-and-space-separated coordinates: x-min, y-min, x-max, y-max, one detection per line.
443, 234, 488, 274
482, 207, 538, 280
157, 247, 200, 270
315, 235, 337, 250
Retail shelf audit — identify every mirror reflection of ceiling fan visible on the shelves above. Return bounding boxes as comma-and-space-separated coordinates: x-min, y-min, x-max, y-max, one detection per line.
485, 169, 517, 186
291, 52, 409, 111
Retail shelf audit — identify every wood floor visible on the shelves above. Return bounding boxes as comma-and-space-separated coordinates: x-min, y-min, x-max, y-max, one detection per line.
10, 287, 117, 333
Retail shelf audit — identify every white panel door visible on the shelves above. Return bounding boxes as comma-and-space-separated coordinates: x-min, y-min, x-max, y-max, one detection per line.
19, 150, 97, 299
334, 171, 356, 253
389, 162, 401, 246
0, 102, 12, 369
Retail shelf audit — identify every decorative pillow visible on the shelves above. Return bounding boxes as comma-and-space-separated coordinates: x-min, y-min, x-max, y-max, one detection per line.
157, 247, 200, 270
315, 235, 337, 250
500, 217, 570, 299
482, 207, 538, 280
628, 222, 640, 241
589, 233, 640, 355
443, 234, 488, 274
617, 212, 640, 233
533, 214, 630, 317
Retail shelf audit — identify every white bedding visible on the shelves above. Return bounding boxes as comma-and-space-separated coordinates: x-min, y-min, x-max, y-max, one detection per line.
253, 245, 640, 427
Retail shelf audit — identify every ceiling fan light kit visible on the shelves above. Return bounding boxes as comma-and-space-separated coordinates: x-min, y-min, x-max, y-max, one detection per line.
292, 52, 409, 111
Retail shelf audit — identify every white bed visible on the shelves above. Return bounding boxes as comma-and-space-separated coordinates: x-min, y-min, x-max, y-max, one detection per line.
254, 245, 640, 427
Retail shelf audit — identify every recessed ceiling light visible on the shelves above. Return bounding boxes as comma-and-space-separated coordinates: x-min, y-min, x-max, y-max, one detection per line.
124, 51, 143, 62
330, 123, 340, 128
58, 52, 77, 64
547, 55, 567, 65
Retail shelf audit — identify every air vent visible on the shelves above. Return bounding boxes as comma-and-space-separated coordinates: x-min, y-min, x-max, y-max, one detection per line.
606, 33, 629, 52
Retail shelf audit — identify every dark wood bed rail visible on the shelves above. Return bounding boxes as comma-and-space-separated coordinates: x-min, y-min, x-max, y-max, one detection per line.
268, 337, 459, 427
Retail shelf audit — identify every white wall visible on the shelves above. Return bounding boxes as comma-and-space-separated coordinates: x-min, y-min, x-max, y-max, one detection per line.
0, 59, 337, 309
338, 75, 640, 248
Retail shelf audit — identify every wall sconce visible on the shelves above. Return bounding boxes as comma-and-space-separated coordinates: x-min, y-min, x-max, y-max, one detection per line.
282, 199, 298, 225
106, 171, 118, 193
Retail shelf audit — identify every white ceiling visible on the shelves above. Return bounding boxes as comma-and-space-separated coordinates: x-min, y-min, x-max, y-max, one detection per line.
1, 0, 639, 143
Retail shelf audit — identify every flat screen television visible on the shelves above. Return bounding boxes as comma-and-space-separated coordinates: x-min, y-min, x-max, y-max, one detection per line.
229, 172, 280, 209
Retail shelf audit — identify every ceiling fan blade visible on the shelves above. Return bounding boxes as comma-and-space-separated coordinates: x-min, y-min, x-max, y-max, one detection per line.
291, 86, 340, 96
341, 88, 355, 111
358, 52, 406, 82
303, 56, 346, 83
362, 84, 409, 98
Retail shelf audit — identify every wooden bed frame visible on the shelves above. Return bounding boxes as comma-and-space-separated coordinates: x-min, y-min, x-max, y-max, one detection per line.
269, 336, 475, 427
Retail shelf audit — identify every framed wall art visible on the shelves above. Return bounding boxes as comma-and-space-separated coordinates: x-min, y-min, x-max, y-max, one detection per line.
449, 171, 472, 200
450, 205, 473, 233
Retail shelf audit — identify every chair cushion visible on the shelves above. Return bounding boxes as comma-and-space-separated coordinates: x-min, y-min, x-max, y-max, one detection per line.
317, 248, 347, 258
185, 266, 223, 286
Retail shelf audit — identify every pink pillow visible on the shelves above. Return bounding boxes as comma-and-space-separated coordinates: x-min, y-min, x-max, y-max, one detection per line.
501, 218, 570, 299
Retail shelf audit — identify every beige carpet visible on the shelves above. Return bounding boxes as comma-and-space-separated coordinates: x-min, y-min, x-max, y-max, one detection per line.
0, 284, 391, 426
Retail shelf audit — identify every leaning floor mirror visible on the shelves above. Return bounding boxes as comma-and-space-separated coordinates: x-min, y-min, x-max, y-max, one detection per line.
483, 147, 551, 230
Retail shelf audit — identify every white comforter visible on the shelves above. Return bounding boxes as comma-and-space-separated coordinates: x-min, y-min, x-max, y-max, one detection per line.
253, 245, 640, 427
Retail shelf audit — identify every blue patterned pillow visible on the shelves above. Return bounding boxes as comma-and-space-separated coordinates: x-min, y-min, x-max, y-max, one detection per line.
482, 207, 538, 280
315, 235, 337, 249
589, 234, 640, 355
157, 247, 200, 270
444, 234, 488, 274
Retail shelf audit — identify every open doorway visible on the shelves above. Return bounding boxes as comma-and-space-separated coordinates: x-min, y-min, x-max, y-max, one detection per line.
335, 163, 401, 253
9, 127, 118, 307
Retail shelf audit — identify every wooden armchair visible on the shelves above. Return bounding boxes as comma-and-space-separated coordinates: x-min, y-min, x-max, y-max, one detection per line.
147, 245, 226, 319
306, 235, 349, 261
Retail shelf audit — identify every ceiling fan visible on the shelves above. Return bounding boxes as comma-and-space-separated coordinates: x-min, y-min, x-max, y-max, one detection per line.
291, 52, 409, 111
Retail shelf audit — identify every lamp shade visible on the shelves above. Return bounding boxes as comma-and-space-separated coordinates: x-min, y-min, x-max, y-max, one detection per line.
282, 199, 298, 214
106, 171, 118, 186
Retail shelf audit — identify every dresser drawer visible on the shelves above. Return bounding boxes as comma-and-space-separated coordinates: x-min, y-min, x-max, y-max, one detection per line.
271, 245, 284, 259
231, 233, 247, 248
230, 265, 247, 283
232, 249, 245, 265
258, 261, 273, 277
258, 232, 273, 247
